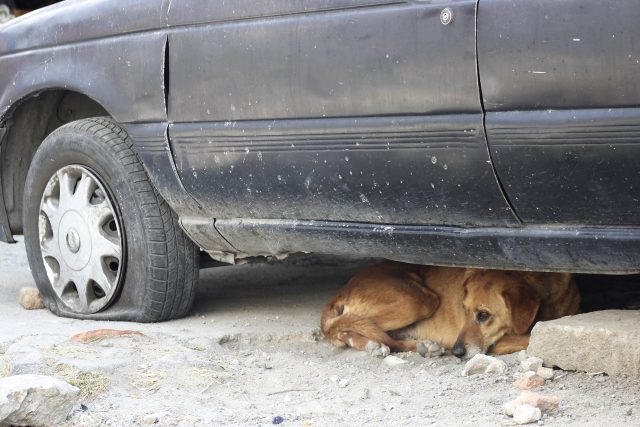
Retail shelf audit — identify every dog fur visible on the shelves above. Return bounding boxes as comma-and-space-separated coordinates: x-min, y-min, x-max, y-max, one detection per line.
321, 261, 580, 357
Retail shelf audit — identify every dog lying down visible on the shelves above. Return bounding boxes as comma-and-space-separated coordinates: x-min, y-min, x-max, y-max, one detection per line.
321, 261, 580, 358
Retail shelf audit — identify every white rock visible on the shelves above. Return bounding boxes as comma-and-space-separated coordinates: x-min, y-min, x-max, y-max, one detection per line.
513, 404, 542, 425
0, 374, 80, 427
517, 350, 528, 362
143, 414, 159, 424
338, 379, 349, 388
461, 354, 507, 376
537, 367, 554, 380
521, 357, 544, 372
503, 391, 560, 415
383, 355, 407, 366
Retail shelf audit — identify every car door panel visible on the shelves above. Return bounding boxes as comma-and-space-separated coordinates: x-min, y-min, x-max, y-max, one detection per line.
479, 0, 640, 225
168, 0, 517, 226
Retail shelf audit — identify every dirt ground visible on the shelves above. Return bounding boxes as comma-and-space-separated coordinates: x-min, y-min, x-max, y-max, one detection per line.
1, 239, 640, 426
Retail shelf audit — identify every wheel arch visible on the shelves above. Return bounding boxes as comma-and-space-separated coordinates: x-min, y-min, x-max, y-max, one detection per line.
0, 88, 110, 237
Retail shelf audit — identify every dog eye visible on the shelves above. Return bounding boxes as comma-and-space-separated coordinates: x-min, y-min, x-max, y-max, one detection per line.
476, 311, 491, 323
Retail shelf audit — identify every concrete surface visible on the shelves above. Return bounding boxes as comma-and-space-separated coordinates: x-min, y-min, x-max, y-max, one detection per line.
528, 310, 640, 378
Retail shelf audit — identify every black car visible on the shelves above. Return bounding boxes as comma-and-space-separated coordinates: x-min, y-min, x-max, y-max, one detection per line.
1, 0, 639, 321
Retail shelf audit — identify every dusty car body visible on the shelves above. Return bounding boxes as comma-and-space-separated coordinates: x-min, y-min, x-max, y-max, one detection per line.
1, 0, 639, 320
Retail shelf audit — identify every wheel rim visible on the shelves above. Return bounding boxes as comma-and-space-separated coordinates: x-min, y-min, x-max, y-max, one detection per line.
38, 165, 124, 314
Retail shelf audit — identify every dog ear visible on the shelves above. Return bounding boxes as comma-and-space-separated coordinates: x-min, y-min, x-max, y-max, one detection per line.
501, 284, 541, 334
462, 269, 485, 287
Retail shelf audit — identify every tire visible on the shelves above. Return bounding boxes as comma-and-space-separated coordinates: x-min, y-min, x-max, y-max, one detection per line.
23, 117, 199, 322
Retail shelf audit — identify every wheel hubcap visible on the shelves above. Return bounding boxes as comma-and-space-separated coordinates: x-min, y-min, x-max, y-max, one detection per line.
38, 165, 124, 314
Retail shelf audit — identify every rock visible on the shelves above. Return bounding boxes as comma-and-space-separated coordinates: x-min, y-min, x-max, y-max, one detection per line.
18, 288, 44, 310
513, 404, 541, 425
338, 379, 349, 388
0, 374, 80, 426
70, 329, 144, 343
536, 367, 554, 380
521, 357, 544, 372
461, 354, 507, 376
517, 350, 528, 362
383, 355, 407, 366
142, 411, 171, 425
528, 310, 640, 378
503, 391, 560, 415
514, 371, 545, 389
143, 414, 158, 424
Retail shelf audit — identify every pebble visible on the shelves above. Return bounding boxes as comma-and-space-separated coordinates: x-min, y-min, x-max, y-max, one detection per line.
503, 391, 560, 415
18, 287, 45, 310
383, 355, 408, 367
143, 411, 171, 425
514, 371, 545, 389
338, 379, 349, 388
521, 357, 544, 372
536, 367, 554, 380
143, 414, 159, 424
461, 354, 508, 376
513, 404, 541, 425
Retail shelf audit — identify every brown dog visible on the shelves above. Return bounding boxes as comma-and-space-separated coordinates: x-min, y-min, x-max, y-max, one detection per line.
321, 261, 580, 358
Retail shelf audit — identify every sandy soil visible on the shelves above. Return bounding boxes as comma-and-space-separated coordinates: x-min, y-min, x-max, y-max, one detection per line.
1, 239, 639, 426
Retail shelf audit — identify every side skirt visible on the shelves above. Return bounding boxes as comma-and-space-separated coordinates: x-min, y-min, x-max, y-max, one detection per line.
187, 218, 640, 274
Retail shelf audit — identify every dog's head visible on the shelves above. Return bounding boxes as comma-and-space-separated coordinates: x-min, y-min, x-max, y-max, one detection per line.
452, 270, 541, 358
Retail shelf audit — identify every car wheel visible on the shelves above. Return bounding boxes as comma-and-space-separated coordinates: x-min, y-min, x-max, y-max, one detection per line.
23, 117, 199, 321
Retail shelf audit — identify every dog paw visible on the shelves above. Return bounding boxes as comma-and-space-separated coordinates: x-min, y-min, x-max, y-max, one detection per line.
365, 341, 390, 358
416, 340, 444, 358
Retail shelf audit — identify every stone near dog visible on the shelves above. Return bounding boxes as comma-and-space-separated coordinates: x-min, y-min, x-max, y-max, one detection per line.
18, 287, 44, 310
528, 310, 640, 378
461, 354, 507, 376
521, 357, 544, 372
0, 374, 80, 426
70, 329, 144, 343
383, 355, 407, 367
503, 391, 560, 416
512, 404, 541, 425
536, 367, 555, 380
514, 371, 545, 389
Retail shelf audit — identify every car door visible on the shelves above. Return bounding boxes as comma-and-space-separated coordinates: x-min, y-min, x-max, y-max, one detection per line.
479, 0, 640, 225
166, 0, 516, 227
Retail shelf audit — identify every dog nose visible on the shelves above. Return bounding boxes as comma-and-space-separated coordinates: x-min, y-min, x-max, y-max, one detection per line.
452, 345, 466, 358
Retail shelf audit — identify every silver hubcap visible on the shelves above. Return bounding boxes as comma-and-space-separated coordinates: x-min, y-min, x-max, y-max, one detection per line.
38, 165, 124, 314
